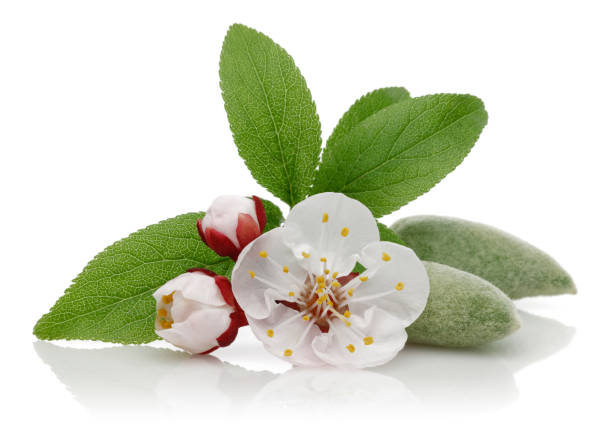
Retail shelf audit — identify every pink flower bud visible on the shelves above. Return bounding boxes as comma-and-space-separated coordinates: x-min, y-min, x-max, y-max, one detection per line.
197, 195, 267, 261
153, 269, 247, 354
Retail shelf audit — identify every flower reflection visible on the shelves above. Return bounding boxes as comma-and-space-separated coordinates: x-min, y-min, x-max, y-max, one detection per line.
34, 310, 574, 417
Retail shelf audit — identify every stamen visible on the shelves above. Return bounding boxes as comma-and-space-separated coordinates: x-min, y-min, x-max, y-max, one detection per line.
382, 252, 391, 262
316, 275, 325, 284
161, 291, 175, 304
284, 349, 293, 357
288, 291, 295, 297
320, 257, 327, 263
324, 269, 330, 275
363, 337, 374, 345
303, 315, 310, 321
265, 255, 303, 285
302, 251, 310, 258
157, 308, 167, 317
253, 275, 293, 295
274, 307, 315, 331
332, 271, 339, 279
344, 320, 351, 327
331, 280, 340, 288
346, 344, 355, 353
259, 250, 268, 258
344, 310, 351, 318
343, 289, 396, 305
341, 227, 350, 237
348, 288, 354, 297
160, 320, 173, 329
322, 213, 329, 223
396, 282, 405, 291
359, 276, 368, 282
294, 319, 316, 349
267, 329, 274, 337
249, 271, 255, 279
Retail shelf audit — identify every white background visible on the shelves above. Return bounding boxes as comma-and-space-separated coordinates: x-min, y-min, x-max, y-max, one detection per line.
1, 0, 611, 441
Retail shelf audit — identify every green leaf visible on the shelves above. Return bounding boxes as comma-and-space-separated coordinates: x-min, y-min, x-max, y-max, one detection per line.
377, 221, 406, 245
33, 200, 285, 344
220, 24, 322, 207
33, 212, 230, 344
327, 87, 410, 150
407, 261, 521, 347
260, 197, 285, 232
312, 94, 488, 217
392, 215, 577, 299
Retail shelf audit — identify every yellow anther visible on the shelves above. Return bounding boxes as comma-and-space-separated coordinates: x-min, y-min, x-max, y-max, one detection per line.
382, 252, 391, 262
302, 251, 310, 258
327, 300, 334, 307
348, 288, 354, 297
157, 308, 168, 318
316, 275, 325, 284
346, 344, 355, 353
283, 266, 289, 273
344, 320, 351, 327
396, 282, 405, 291
303, 315, 310, 321
259, 250, 268, 258
284, 349, 293, 357
322, 213, 329, 223
161, 291, 175, 304
266, 329, 274, 338
359, 276, 369, 282
288, 291, 295, 297
332, 271, 339, 279
363, 336, 374, 346
331, 280, 340, 288
341, 227, 350, 237
320, 257, 327, 263
160, 320, 173, 329
316, 288, 324, 294
344, 310, 351, 318
249, 271, 255, 279
317, 295, 326, 305
324, 269, 330, 275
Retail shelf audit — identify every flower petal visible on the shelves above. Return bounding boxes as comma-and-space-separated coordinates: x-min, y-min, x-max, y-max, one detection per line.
232, 228, 309, 319
247, 304, 323, 367
156, 305, 233, 354
347, 241, 429, 326
282, 192, 379, 276
202, 195, 260, 248
153, 273, 226, 307
311, 307, 407, 369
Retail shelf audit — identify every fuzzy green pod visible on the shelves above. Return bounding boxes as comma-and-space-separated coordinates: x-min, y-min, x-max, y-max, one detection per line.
392, 216, 576, 299
407, 262, 521, 347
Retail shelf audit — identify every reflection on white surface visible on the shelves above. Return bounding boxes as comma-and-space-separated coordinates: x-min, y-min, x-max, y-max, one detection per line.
34, 310, 574, 417
248, 368, 416, 417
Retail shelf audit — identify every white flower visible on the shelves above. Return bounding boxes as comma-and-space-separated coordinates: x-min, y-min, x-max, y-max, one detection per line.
153, 269, 247, 354
231, 192, 429, 369
197, 195, 267, 260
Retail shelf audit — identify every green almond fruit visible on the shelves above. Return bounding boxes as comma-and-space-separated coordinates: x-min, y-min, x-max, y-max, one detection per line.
392, 216, 576, 299
407, 261, 521, 347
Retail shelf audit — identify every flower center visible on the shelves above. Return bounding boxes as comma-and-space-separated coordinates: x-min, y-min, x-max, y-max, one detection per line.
278, 271, 354, 333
